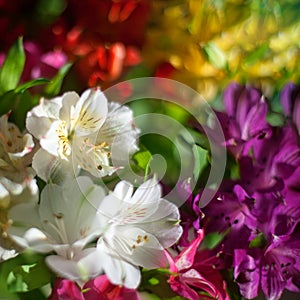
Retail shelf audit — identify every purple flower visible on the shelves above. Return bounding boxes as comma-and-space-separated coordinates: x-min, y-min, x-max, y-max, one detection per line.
284, 166, 300, 208
176, 180, 204, 247
21, 41, 67, 83
203, 185, 256, 265
234, 228, 300, 300
217, 82, 271, 158
233, 202, 300, 300
280, 83, 300, 135
239, 126, 300, 196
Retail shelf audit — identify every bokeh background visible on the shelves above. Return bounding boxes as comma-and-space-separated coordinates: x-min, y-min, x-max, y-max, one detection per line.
0, 0, 299, 103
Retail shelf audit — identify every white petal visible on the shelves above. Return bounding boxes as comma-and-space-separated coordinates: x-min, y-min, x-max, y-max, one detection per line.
76, 248, 104, 281
8, 178, 39, 206
46, 248, 102, 281
8, 203, 47, 250
0, 177, 23, 196
0, 182, 10, 208
139, 222, 183, 249
72, 138, 118, 177
40, 183, 65, 220
9, 203, 41, 231
39, 183, 68, 243
8, 133, 34, 161
32, 148, 77, 184
100, 179, 162, 225
74, 88, 108, 136
32, 149, 56, 182
113, 181, 133, 202
40, 177, 106, 245
104, 226, 166, 269
97, 243, 141, 288
97, 102, 139, 162
46, 255, 80, 280
23, 228, 55, 253
141, 199, 182, 248
99, 194, 158, 225
63, 176, 107, 242
26, 116, 52, 140
59, 92, 80, 125
0, 246, 17, 262
121, 259, 141, 289
40, 121, 60, 157
97, 193, 123, 221
130, 178, 161, 205
26, 97, 62, 139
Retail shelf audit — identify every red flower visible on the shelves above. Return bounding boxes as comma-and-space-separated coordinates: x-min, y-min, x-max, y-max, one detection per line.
165, 230, 229, 300
48, 275, 139, 300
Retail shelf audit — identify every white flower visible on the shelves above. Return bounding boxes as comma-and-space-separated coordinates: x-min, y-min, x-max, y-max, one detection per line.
8, 175, 182, 288
0, 113, 38, 249
0, 113, 37, 206
26, 88, 139, 181
0, 245, 17, 262
8, 176, 107, 281
96, 178, 183, 288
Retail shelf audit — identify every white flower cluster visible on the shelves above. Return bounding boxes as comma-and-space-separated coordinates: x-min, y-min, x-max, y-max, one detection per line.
0, 88, 182, 288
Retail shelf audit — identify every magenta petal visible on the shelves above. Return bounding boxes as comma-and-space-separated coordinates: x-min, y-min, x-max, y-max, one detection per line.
261, 265, 285, 300
169, 276, 200, 300
48, 279, 84, 300
280, 83, 300, 134
175, 230, 204, 270
234, 249, 261, 299
82, 276, 109, 300
294, 103, 300, 135
182, 270, 219, 299
244, 97, 269, 140
83, 275, 139, 300
280, 83, 300, 117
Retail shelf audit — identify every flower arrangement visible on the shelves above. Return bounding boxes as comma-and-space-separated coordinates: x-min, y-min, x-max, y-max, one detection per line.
0, 1, 299, 300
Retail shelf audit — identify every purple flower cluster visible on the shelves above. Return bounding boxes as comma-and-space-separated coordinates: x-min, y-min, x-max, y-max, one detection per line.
201, 83, 300, 299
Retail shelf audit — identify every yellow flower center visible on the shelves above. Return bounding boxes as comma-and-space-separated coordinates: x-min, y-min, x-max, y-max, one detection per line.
56, 121, 72, 158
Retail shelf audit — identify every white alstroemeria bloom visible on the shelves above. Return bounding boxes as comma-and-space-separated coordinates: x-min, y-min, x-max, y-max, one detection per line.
26, 88, 139, 181
0, 113, 37, 206
0, 113, 38, 249
8, 176, 107, 281
96, 102, 139, 167
0, 246, 17, 262
96, 178, 183, 288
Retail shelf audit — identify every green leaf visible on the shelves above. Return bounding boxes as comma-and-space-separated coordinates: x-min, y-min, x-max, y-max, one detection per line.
249, 233, 267, 249
7, 257, 52, 293
267, 112, 285, 127
179, 128, 210, 151
243, 43, 269, 66
44, 63, 72, 97
36, 0, 67, 24
164, 102, 189, 124
133, 147, 152, 171
18, 287, 48, 300
192, 144, 209, 180
221, 269, 244, 300
0, 37, 25, 94
202, 232, 224, 250
140, 269, 180, 299
124, 64, 151, 80
0, 90, 39, 130
0, 251, 37, 298
202, 42, 227, 70
15, 78, 50, 93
